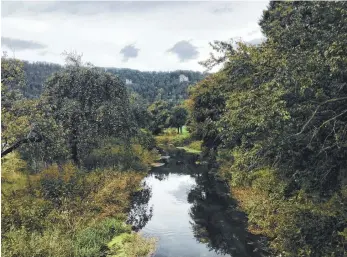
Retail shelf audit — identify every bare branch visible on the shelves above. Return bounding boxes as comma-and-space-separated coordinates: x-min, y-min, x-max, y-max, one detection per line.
294, 97, 347, 136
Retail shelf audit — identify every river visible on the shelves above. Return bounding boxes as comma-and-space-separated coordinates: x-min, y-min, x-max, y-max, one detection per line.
127, 149, 268, 257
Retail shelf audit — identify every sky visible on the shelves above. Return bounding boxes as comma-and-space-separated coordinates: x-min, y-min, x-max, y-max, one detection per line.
1, 1, 269, 72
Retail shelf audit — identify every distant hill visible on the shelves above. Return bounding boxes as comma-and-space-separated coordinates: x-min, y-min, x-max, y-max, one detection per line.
21, 61, 207, 104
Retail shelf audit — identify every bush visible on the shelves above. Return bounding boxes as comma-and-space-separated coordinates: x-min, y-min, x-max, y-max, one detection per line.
2, 227, 73, 257
137, 129, 156, 150
119, 233, 157, 257
38, 162, 82, 206
84, 140, 159, 171
73, 218, 130, 257
229, 172, 347, 256
187, 140, 202, 151
1, 152, 155, 257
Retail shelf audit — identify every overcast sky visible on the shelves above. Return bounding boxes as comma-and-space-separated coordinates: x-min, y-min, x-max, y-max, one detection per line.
1, 1, 269, 71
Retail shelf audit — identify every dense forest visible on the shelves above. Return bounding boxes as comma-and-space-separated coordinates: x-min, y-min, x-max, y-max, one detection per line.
187, 1, 347, 256
21, 60, 206, 104
1, 1, 347, 257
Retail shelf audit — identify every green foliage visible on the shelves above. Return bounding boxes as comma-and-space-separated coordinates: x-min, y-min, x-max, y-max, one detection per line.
136, 129, 156, 150
187, 140, 202, 151
147, 100, 171, 134
108, 232, 157, 257
129, 93, 151, 128
155, 126, 191, 147
74, 218, 130, 257
2, 227, 73, 257
1, 54, 25, 107
22, 60, 61, 99
20, 61, 206, 105
169, 105, 188, 133
84, 137, 159, 171
1, 55, 70, 167
2, 53, 157, 257
176, 140, 203, 154
1, 153, 155, 257
189, 2, 347, 255
42, 53, 133, 164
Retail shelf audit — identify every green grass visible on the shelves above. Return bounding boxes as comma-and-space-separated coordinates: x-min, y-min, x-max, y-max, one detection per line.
108, 232, 157, 257
1, 151, 157, 257
176, 140, 202, 154
176, 146, 201, 154
155, 126, 191, 147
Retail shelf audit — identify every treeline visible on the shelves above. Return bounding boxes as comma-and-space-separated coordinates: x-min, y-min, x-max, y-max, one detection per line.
21, 60, 206, 104
1, 53, 157, 256
188, 2, 347, 256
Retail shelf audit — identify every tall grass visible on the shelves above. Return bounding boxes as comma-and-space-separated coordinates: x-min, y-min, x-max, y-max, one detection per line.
1, 147, 157, 257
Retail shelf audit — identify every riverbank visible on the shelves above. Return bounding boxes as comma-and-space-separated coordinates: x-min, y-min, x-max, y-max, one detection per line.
127, 146, 267, 257
155, 126, 202, 153
218, 163, 347, 256
1, 143, 159, 257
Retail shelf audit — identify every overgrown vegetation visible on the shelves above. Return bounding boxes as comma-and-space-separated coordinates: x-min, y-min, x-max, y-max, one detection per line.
188, 2, 347, 256
155, 126, 192, 147
3, 2, 347, 256
1, 53, 158, 256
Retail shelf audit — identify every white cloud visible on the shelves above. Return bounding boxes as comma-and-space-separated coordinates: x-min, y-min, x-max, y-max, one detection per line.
1, 1, 269, 71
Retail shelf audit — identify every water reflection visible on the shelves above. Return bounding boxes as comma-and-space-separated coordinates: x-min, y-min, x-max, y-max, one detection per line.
188, 170, 266, 256
128, 150, 268, 256
127, 181, 153, 231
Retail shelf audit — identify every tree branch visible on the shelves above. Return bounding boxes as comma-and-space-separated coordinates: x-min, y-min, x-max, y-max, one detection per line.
1, 131, 43, 158
294, 97, 347, 136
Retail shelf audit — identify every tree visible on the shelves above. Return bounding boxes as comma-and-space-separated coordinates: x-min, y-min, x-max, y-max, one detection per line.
147, 100, 171, 135
188, 72, 227, 155
42, 53, 133, 165
1, 55, 46, 158
129, 92, 150, 129
188, 2, 347, 255
169, 106, 188, 134
17, 61, 207, 104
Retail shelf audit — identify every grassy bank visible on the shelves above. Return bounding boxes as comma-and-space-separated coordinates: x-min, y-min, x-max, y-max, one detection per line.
155, 126, 202, 153
1, 144, 158, 257
219, 165, 347, 256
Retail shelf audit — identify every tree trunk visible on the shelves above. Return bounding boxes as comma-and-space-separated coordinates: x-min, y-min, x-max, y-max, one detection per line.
177, 127, 180, 134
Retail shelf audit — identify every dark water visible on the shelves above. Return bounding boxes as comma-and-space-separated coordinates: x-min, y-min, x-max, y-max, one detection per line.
127, 149, 268, 257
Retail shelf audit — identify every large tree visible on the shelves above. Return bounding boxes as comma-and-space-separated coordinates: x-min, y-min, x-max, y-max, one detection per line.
147, 100, 171, 135
188, 2, 347, 255
169, 106, 188, 134
42, 53, 133, 165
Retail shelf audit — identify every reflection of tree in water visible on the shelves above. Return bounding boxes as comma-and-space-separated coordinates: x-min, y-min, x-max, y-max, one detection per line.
127, 181, 153, 231
188, 170, 268, 257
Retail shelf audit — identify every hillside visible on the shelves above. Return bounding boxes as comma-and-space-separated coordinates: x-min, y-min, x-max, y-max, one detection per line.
21, 61, 207, 103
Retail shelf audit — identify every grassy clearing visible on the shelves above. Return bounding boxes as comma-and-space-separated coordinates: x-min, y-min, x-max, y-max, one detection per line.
155, 126, 191, 147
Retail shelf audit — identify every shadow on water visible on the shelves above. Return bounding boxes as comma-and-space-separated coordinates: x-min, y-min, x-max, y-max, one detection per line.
127, 147, 269, 257
127, 181, 153, 231
187, 169, 268, 257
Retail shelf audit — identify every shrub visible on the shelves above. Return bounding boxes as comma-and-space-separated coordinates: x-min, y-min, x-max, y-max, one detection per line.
84, 140, 159, 171
1, 227, 73, 257
73, 218, 130, 257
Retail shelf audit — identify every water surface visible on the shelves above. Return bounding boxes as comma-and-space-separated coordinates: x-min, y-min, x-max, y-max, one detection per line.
128, 150, 267, 257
